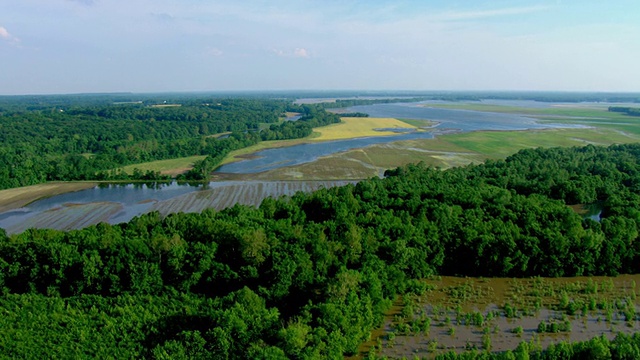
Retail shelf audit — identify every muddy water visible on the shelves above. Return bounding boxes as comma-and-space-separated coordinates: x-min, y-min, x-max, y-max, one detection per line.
0, 180, 351, 234
352, 275, 640, 359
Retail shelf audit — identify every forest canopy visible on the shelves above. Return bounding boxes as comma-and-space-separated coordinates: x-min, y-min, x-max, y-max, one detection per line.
1, 144, 640, 358
0, 97, 340, 187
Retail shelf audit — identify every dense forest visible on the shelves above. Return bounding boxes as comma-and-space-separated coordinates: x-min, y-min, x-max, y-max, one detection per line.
609, 106, 640, 117
2, 144, 640, 358
0, 97, 339, 188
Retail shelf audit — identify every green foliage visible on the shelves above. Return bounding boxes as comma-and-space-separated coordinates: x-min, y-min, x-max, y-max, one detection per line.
2, 143, 640, 357
0, 97, 341, 187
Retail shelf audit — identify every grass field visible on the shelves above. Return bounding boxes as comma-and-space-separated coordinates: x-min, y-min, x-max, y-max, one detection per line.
441, 127, 639, 159
119, 155, 208, 176
242, 126, 640, 182
311, 117, 418, 141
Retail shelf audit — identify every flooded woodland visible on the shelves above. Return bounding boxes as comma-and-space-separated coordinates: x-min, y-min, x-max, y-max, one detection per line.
354, 275, 640, 359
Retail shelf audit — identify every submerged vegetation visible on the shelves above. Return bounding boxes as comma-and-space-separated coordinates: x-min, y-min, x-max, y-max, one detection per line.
2, 143, 640, 357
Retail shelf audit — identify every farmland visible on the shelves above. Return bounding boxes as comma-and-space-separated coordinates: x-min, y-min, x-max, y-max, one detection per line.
310, 117, 420, 141
0, 182, 96, 213
231, 126, 639, 182
149, 180, 353, 216
1, 180, 352, 234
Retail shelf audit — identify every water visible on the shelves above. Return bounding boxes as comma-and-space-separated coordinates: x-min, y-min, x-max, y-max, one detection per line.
0, 181, 350, 234
0, 101, 590, 233
216, 131, 434, 173
348, 102, 584, 131
216, 102, 586, 174
0, 182, 203, 232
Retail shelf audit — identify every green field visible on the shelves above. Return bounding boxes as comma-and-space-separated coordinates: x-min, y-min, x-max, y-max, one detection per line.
439, 127, 640, 159
243, 103, 640, 180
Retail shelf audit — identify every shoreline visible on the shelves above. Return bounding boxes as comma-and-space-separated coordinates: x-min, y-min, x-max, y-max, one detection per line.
0, 182, 98, 214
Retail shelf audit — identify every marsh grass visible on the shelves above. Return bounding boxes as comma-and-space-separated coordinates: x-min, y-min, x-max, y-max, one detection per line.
353, 275, 640, 360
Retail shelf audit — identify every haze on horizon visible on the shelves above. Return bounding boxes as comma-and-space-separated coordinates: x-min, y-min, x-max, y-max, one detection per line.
1, 0, 639, 96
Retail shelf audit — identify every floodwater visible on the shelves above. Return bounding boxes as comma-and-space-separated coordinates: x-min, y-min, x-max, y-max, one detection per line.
215, 102, 586, 174
0, 101, 590, 233
347, 102, 586, 132
0, 180, 350, 234
354, 275, 640, 359
215, 132, 435, 173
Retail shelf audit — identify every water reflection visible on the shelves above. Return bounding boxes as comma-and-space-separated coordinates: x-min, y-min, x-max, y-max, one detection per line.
216, 102, 588, 174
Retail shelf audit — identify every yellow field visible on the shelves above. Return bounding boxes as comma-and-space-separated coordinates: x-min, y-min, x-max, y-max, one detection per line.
311, 117, 418, 141
219, 117, 419, 167
120, 155, 207, 176
0, 182, 97, 213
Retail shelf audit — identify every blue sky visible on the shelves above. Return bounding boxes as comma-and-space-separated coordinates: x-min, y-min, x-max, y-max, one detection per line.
1, 0, 639, 95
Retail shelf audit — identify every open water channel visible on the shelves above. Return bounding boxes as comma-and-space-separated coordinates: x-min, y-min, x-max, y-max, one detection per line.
0, 101, 589, 233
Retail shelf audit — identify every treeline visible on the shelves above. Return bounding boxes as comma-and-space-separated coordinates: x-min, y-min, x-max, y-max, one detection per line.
320, 97, 428, 109
336, 112, 369, 117
2, 144, 640, 357
609, 106, 640, 117
0, 99, 338, 188
433, 333, 640, 359
179, 107, 340, 180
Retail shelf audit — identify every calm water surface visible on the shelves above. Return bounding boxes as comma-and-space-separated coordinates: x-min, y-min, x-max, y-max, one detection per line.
0, 101, 589, 233
216, 102, 586, 174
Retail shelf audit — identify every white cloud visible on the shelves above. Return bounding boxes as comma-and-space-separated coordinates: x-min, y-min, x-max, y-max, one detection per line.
0, 27, 11, 39
293, 48, 309, 58
271, 47, 311, 58
0, 26, 20, 45
206, 47, 223, 57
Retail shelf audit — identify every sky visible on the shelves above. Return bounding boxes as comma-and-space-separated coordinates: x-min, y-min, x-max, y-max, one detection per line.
1, 0, 639, 95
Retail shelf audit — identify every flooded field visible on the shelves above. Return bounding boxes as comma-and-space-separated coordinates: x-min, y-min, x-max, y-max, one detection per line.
354, 275, 640, 359
215, 102, 588, 175
0, 180, 351, 234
